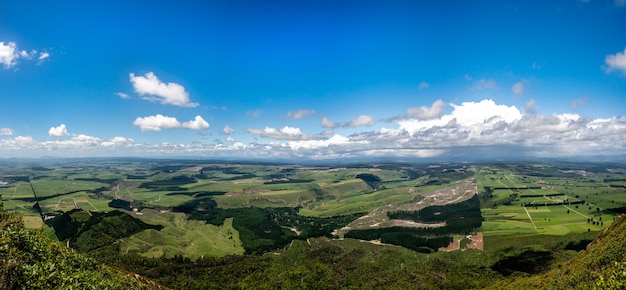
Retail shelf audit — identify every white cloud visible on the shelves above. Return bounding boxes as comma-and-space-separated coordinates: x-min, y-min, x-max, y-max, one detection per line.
116, 92, 130, 99
182, 115, 210, 130
246, 126, 323, 140
320, 129, 334, 136
101, 136, 134, 147
321, 117, 338, 128
346, 115, 375, 127
616, 0, 625, 7
0, 128, 14, 135
38, 52, 49, 60
133, 114, 181, 131
222, 125, 234, 134
449, 99, 522, 126
402, 99, 447, 120
72, 134, 101, 143
605, 47, 626, 75
287, 134, 353, 150
0, 42, 19, 68
472, 79, 497, 90
48, 124, 69, 137
287, 109, 316, 119
360, 148, 445, 158
2, 99, 625, 160
419, 81, 430, 90
0, 42, 49, 68
512, 82, 524, 95
397, 99, 523, 142
14, 136, 35, 144
129, 72, 198, 107
524, 99, 537, 115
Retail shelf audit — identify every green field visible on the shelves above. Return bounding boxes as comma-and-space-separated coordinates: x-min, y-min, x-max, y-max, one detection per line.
478, 164, 622, 237
120, 211, 244, 258
1, 159, 624, 261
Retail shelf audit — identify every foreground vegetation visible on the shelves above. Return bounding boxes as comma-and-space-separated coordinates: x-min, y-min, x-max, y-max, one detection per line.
0, 198, 157, 289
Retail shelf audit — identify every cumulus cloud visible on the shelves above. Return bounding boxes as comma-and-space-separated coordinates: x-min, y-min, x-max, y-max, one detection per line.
419, 81, 430, 90
449, 99, 522, 125
14, 136, 35, 144
396, 99, 447, 121
287, 109, 316, 119
321, 117, 338, 128
133, 114, 181, 131
0, 42, 19, 68
346, 115, 375, 127
246, 126, 323, 140
524, 99, 537, 115
222, 125, 234, 134
48, 124, 69, 137
0, 128, 14, 135
2, 98, 625, 159
320, 129, 334, 136
604, 47, 626, 75
396, 99, 523, 145
72, 134, 101, 143
472, 79, 497, 90
0, 42, 49, 68
512, 82, 524, 95
101, 136, 134, 147
182, 115, 210, 130
116, 92, 130, 99
129, 72, 198, 107
319, 115, 376, 129
287, 134, 353, 151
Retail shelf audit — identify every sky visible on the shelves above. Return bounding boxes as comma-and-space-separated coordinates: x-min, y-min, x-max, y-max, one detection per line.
1, 0, 625, 161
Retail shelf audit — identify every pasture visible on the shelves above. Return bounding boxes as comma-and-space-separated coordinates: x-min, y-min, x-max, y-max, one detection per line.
1, 159, 624, 257
478, 163, 623, 237
120, 211, 244, 258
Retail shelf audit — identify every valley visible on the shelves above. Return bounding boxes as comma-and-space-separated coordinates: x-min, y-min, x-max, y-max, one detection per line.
1, 158, 625, 288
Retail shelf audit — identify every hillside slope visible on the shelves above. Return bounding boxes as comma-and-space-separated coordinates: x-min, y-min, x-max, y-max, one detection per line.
490, 215, 626, 289
0, 200, 161, 289
47, 209, 162, 253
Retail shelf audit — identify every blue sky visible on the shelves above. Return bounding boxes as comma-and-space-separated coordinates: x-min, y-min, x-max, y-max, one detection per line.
1, 0, 625, 160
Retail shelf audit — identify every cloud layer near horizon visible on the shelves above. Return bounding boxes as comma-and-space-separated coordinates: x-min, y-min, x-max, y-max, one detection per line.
2, 99, 624, 160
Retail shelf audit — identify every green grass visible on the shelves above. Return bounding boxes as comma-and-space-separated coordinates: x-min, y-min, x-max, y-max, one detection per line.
37, 191, 112, 214
478, 165, 620, 237
30, 179, 106, 198
120, 212, 244, 259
